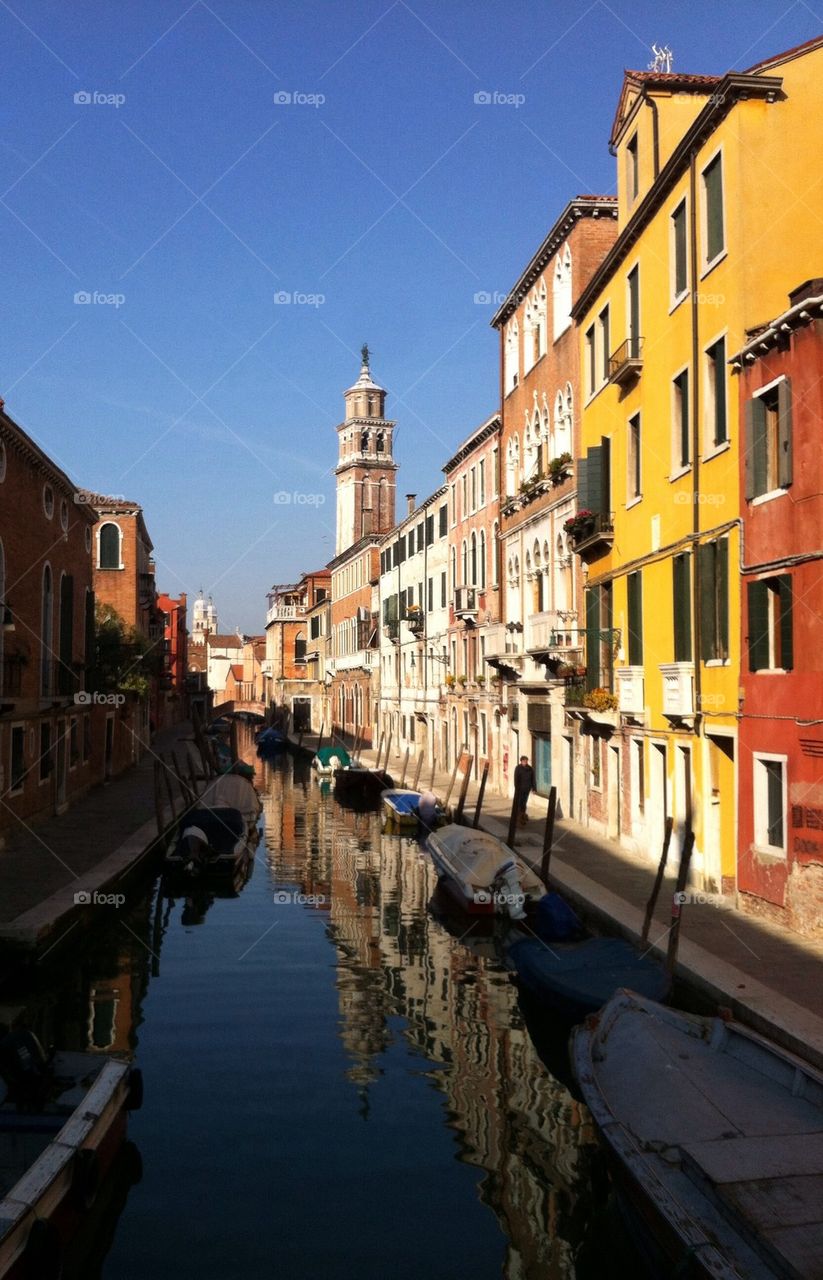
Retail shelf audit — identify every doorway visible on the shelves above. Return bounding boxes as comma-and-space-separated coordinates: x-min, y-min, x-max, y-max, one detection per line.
649, 741, 668, 858
564, 735, 574, 822
607, 744, 621, 839
533, 734, 551, 797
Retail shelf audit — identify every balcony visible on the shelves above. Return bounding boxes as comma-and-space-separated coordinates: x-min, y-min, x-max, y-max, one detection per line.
568, 511, 614, 559
334, 650, 377, 672
616, 666, 645, 717
526, 612, 581, 659
608, 335, 644, 387
266, 603, 306, 625
454, 586, 479, 619
659, 662, 695, 720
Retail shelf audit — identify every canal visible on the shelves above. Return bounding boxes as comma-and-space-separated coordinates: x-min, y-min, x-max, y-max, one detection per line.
6, 749, 641, 1279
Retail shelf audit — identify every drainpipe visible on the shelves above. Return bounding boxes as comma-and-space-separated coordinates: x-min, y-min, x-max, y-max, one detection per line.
689, 150, 703, 730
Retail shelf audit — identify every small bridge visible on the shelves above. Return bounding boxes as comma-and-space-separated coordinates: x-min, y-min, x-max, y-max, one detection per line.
212, 699, 267, 718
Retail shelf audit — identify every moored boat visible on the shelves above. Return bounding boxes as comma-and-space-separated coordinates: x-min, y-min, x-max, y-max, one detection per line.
572, 990, 823, 1279
381, 789, 424, 829
0, 1029, 142, 1280
255, 727, 287, 755
333, 765, 394, 807
507, 934, 670, 1022
198, 773, 261, 829
312, 745, 351, 775
164, 806, 255, 879
425, 824, 545, 920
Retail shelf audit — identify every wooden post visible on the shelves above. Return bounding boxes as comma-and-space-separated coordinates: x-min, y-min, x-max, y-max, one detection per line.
153, 760, 165, 836
506, 791, 519, 849
472, 759, 489, 828
413, 751, 424, 790
317, 721, 325, 754
376, 733, 385, 771
382, 732, 392, 774
230, 718, 239, 765
454, 754, 474, 824
642, 816, 674, 944
171, 750, 194, 808
442, 753, 461, 812
666, 828, 695, 973
399, 748, 410, 788
540, 786, 558, 887
429, 755, 437, 791
186, 749, 201, 799
161, 756, 178, 821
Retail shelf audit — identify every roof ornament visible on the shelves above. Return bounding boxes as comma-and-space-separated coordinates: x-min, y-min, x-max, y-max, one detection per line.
648, 44, 673, 73
361, 342, 370, 369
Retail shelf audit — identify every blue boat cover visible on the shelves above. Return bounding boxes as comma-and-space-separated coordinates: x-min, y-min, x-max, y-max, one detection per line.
508, 935, 670, 1018
534, 892, 584, 942
385, 791, 421, 816
179, 807, 244, 855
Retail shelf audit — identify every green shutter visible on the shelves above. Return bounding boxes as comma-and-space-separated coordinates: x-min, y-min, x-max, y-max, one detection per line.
587, 446, 603, 516
778, 574, 793, 670
751, 396, 767, 499
705, 155, 724, 262
673, 554, 692, 662
713, 339, 727, 446
576, 455, 589, 512
585, 588, 600, 690
699, 542, 715, 662
716, 537, 729, 660
600, 436, 611, 519
747, 580, 769, 671
744, 399, 755, 499
676, 372, 690, 468
778, 378, 793, 488
674, 203, 687, 297
628, 267, 640, 349
627, 571, 643, 665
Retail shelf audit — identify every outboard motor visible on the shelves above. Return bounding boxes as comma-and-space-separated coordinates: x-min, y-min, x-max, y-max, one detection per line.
494, 860, 528, 921
179, 824, 209, 875
418, 791, 439, 830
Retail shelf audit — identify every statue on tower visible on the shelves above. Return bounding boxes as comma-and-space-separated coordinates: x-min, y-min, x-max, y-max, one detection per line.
361, 343, 370, 368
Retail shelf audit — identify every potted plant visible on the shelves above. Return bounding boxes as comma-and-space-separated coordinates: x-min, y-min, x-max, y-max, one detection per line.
456, 674, 468, 687
549, 452, 573, 483
563, 508, 595, 540
445, 674, 456, 690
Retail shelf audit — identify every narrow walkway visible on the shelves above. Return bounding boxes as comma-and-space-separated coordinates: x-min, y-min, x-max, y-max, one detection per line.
0, 723, 192, 924
297, 733, 823, 1066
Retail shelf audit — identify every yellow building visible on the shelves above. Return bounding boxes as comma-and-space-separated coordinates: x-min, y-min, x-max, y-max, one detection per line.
570, 37, 823, 893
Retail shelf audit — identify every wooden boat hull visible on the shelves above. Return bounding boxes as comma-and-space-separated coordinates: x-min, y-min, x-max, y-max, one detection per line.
572, 991, 823, 1280
508, 936, 671, 1022
381, 790, 422, 829
164, 806, 256, 880
0, 1059, 138, 1280
333, 769, 394, 806
426, 825, 545, 920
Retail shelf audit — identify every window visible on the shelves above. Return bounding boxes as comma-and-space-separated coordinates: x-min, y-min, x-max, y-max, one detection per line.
626, 133, 639, 202
491, 447, 499, 498
598, 306, 610, 384
478, 459, 485, 507
745, 380, 792, 499
39, 722, 52, 783
699, 538, 729, 662
43, 484, 54, 519
585, 325, 596, 396
41, 564, 53, 696
627, 265, 640, 352
426, 514, 434, 547
673, 553, 692, 661
470, 533, 477, 586
627, 413, 641, 502
590, 735, 602, 788
672, 369, 690, 470
450, 485, 456, 526
60, 499, 69, 531
753, 755, 787, 855
461, 474, 468, 520
671, 199, 688, 301
626, 571, 643, 664
10, 725, 25, 792
747, 576, 792, 671
505, 320, 519, 393
427, 578, 433, 611
479, 530, 486, 589
491, 522, 499, 588
441, 572, 446, 607
439, 504, 447, 537
635, 740, 645, 816
98, 523, 121, 569
705, 337, 727, 449
702, 153, 724, 266
470, 467, 477, 513
553, 244, 572, 339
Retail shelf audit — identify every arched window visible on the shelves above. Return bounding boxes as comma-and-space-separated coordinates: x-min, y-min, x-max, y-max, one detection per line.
505, 320, 519, 393
553, 243, 572, 339
470, 532, 477, 586
41, 563, 53, 695
461, 539, 468, 586
376, 432, 385, 453
524, 412, 540, 480
98, 523, 121, 570
450, 546, 457, 593
294, 631, 306, 663
524, 284, 548, 370
360, 430, 370, 452
491, 521, 499, 588
479, 530, 486, 588
505, 436, 520, 497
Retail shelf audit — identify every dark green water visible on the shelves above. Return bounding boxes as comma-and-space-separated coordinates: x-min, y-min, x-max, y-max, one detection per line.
7, 751, 638, 1279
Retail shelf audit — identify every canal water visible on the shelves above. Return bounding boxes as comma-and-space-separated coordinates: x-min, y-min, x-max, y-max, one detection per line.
6, 749, 641, 1279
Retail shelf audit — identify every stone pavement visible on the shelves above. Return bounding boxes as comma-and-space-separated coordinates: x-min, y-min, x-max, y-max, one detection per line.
300, 732, 823, 1068
0, 723, 192, 925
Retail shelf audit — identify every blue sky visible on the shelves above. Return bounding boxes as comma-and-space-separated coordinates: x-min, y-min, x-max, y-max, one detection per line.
3, 0, 821, 631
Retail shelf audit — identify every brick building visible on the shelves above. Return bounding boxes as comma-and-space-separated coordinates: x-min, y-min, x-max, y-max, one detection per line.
264, 570, 331, 731
733, 280, 823, 937
156, 591, 188, 727
488, 197, 618, 806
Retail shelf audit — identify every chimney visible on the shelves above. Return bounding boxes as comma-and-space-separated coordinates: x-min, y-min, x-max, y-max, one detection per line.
406, 493, 416, 515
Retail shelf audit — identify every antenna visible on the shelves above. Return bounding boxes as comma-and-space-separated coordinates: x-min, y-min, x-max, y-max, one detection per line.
648, 44, 673, 73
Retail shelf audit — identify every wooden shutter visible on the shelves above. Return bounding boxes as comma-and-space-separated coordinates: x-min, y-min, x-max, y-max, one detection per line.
677, 372, 690, 468
673, 554, 692, 662
576, 455, 589, 511
587, 446, 602, 516
747, 580, 769, 671
628, 267, 640, 348
627, 571, 643, 665
699, 542, 715, 662
716, 537, 729, 660
59, 574, 74, 694
778, 574, 793, 670
674, 203, 687, 296
713, 339, 727, 446
750, 396, 767, 499
585, 588, 600, 690
778, 378, 793, 488
705, 156, 724, 261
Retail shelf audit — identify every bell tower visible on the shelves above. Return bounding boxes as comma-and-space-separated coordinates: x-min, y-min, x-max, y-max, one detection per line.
335, 345, 398, 554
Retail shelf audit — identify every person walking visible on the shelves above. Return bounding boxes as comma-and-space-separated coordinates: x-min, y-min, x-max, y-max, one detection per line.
513, 755, 536, 826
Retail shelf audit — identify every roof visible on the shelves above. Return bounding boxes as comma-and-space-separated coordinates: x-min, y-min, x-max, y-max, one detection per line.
0, 405, 98, 520
206, 633, 243, 648
443, 413, 501, 474
746, 33, 823, 74
609, 71, 722, 146
229, 664, 244, 680
729, 284, 823, 365
490, 196, 618, 327
188, 650, 207, 671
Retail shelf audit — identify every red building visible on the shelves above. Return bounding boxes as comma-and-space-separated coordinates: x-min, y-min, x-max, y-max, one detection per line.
156, 592, 188, 727
733, 279, 823, 937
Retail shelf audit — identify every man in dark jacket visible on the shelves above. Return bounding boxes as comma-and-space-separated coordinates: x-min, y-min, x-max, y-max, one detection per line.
513, 756, 536, 825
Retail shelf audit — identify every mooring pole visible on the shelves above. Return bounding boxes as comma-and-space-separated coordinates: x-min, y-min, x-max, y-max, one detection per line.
399, 748, 410, 788
472, 759, 489, 828
413, 751, 424, 790
540, 786, 558, 887
454, 755, 474, 824
506, 791, 519, 849
667, 828, 695, 973
642, 816, 674, 944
